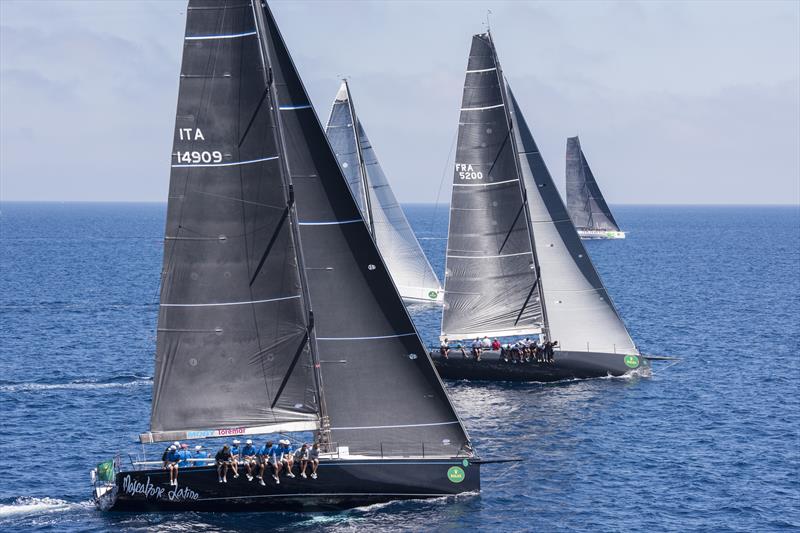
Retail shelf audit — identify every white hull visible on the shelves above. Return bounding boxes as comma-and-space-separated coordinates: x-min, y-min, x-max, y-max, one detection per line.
577, 229, 626, 240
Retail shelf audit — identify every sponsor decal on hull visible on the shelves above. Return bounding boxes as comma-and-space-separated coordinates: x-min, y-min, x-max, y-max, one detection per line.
122, 475, 199, 501
447, 466, 465, 483
624, 355, 640, 368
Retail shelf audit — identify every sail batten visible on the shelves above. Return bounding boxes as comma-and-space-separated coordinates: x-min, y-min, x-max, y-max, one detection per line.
325, 80, 444, 303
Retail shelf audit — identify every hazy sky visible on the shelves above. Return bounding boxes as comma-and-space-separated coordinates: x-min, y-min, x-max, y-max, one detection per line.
1, 0, 798, 204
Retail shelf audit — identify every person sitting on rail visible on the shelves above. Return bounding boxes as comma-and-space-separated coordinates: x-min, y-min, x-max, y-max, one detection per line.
491, 338, 501, 351
481, 335, 491, 349
279, 439, 296, 478
241, 439, 258, 481
163, 444, 180, 486
257, 440, 282, 485
440, 338, 450, 359
229, 439, 241, 479
215, 444, 233, 483
192, 445, 209, 466
500, 343, 508, 362
472, 338, 483, 360
308, 442, 320, 479
546, 340, 558, 363
295, 443, 310, 478
457, 342, 468, 358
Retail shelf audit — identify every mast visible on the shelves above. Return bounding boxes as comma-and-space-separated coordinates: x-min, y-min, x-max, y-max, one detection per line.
343, 79, 376, 239
251, 2, 330, 441
487, 31, 550, 339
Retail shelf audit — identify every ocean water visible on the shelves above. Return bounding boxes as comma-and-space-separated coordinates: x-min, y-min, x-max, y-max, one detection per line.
1, 202, 798, 532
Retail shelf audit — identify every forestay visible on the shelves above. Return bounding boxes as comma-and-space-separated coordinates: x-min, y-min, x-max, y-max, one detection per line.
508, 88, 637, 355
441, 33, 543, 341
259, 4, 470, 456
565, 136, 621, 232
325, 81, 443, 303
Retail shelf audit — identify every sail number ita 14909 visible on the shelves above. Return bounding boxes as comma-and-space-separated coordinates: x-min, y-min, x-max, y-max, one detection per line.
455, 163, 483, 180
175, 128, 222, 164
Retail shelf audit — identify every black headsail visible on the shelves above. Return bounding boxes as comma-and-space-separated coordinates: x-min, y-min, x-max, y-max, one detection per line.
145, 0, 319, 443
255, 3, 470, 456
565, 136, 621, 232
441, 33, 543, 341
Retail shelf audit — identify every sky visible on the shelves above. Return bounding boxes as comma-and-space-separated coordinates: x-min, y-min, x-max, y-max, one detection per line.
1, 0, 798, 204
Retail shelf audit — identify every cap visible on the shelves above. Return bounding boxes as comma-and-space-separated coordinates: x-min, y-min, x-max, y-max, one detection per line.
246, 439, 253, 445
173, 441, 180, 447
232, 439, 240, 444
194, 445, 202, 450
169, 445, 176, 450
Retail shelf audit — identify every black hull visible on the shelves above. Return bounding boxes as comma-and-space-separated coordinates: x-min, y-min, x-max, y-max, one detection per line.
104, 458, 479, 512
432, 350, 648, 382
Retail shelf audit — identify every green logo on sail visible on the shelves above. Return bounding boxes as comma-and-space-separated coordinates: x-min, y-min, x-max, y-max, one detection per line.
624, 355, 640, 368
447, 466, 465, 483
97, 460, 115, 482
428, 291, 438, 300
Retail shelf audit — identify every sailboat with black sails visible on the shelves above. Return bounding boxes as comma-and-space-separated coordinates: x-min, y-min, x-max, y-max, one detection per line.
566, 136, 626, 239
432, 32, 648, 382
92, 0, 479, 512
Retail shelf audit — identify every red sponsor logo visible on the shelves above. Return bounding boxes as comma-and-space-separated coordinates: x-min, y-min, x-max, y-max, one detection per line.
216, 427, 246, 436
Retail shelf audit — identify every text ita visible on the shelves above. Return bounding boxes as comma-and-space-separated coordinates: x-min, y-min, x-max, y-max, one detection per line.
177, 128, 205, 141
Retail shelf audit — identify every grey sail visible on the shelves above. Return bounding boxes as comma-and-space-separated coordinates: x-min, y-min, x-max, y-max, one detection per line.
325, 81, 444, 303
565, 136, 621, 232
259, 5, 470, 455
147, 0, 319, 443
508, 88, 637, 355
441, 33, 543, 341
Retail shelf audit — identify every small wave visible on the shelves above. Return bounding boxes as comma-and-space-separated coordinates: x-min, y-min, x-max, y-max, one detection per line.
0, 378, 152, 393
0, 497, 89, 518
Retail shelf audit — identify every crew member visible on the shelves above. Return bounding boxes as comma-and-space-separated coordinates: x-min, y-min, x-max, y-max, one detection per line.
215, 444, 232, 483
164, 444, 180, 486
229, 439, 241, 479
279, 439, 296, 478
192, 445, 209, 466
295, 443, 310, 478
308, 442, 320, 479
241, 439, 258, 481
440, 338, 450, 359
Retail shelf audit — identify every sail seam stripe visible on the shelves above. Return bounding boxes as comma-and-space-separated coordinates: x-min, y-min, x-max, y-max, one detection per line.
316, 333, 416, 341
297, 219, 361, 226
460, 103, 504, 111
453, 178, 518, 187
465, 67, 497, 73
185, 31, 257, 40
161, 295, 301, 307
446, 251, 531, 259
171, 156, 278, 168
331, 420, 460, 430
279, 104, 312, 110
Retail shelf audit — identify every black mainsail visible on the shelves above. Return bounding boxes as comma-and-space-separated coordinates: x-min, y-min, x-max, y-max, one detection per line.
441, 33, 543, 341
436, 32, 640, 381
565, 136, 625, 238
325, 80, 444, 303
142, 0, 470, 459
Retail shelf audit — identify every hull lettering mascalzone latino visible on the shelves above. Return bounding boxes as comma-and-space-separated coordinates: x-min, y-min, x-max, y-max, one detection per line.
122, 475, 199, 501
455, 163, 483, 180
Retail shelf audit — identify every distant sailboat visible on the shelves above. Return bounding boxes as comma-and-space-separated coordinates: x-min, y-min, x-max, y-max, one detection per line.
566, 136, 626, 239
325, 80, 444, 303
434, 32, 646, 382
92, 0, 479, 511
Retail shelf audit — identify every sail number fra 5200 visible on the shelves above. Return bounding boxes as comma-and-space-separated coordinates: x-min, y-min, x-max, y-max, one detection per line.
455, 163, 483, 180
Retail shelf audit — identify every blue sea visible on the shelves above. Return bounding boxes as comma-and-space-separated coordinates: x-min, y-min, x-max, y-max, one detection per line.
1, 203, 798, 532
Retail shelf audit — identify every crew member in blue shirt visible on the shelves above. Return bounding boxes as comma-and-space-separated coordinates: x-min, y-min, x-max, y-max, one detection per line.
241, 439, 258, 481
229, 439, 241, 479
164, 444, 180, 486
192, 445, 209, 466
177, 443, 192, 468
256, 440, 282, 485
279, 439, 296, 478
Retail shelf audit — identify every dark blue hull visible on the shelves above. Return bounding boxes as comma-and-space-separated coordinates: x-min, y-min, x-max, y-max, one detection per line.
103, 458, 479, 512
432, 350, 648, 382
